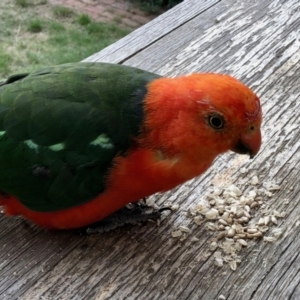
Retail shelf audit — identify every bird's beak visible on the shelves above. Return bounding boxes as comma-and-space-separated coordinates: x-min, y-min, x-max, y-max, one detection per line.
231, 129, 262, 159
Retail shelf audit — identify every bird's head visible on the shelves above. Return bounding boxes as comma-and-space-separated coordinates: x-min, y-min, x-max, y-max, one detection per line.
144, 73, 262, 161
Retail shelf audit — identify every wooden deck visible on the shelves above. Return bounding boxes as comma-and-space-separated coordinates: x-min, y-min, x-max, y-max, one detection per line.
1, 0, 300, 299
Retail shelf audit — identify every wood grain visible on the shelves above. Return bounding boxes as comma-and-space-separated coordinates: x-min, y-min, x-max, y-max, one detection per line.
1, 0, 300, 299
83, 0, 220, 64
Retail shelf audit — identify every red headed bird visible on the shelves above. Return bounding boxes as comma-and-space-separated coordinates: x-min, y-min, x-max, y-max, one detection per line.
0, 63, 262, 231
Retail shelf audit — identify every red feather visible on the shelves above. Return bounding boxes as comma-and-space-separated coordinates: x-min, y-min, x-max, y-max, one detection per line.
0, 73, 262, 229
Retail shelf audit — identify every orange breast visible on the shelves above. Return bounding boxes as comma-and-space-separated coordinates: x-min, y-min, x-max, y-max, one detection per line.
0, 148, 213, 229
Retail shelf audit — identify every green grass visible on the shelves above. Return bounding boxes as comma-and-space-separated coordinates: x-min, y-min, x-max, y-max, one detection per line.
48, 20, 66, 33
52, 5, 74, 18
0, 1, 131, 78
27, 19, 43, 33
77, 14, 91, 26
0, 51, 12, 75
15, 0, 30, 8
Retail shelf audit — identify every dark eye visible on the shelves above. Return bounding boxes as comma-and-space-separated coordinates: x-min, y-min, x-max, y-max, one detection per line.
208, 114, 225, 129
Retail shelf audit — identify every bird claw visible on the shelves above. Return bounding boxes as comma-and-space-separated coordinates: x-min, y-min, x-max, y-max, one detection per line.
81, 204, 172, 235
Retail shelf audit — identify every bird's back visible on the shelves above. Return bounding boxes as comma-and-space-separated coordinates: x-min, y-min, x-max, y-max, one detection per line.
0, 62, 160, 212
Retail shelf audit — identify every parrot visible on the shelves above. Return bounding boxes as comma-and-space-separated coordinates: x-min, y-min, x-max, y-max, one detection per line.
0, 62, 262, 231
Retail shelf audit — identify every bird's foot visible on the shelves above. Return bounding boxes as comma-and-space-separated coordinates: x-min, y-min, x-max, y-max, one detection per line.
82, 203, 172, 234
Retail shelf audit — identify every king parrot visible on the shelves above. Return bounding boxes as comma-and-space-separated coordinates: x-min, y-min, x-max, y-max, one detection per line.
0, 62, 262, 230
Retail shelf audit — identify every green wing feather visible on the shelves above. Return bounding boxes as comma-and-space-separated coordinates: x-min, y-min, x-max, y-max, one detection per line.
0, 62, 160, 211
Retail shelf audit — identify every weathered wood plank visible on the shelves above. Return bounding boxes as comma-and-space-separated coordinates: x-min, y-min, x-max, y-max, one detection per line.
83, 0, 220, 64
1, 0, 300, 299
125, 0, 300, 77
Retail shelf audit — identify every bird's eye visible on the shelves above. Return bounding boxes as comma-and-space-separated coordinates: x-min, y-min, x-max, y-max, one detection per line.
208, 114, 225, 129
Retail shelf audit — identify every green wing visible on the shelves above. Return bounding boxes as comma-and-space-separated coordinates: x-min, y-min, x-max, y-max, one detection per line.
0, 62, 160, 212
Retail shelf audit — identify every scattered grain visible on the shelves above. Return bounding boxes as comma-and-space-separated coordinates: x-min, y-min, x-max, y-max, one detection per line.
189, 206, 198, 216
205, 209, 219, 220
235, 210, 244, 218
236, 216, 249, 224
215, 258, 224, 267
210, 199, 216, 206
191, 236, 200, 242
251, 176, 259, 185
171, 230, 182, 238
226, 185, 242, 197
213, 187, 223, 196
214, 251, 224, 267
226, 217, 233, 225
227, 228, 235, 238
258, 218, 265, 226
258, 226, 269, 233
265, 191, 273, 197
210, 241, 218, 251
219, 219, 228, 226
171, 204, 179, 211
194, 215, 203, 225
280, 211, 286, 218
264, 216, 271, 225
263, 236, 277, 243
272, 228, 283, 237
179, 226, 192, 233
237, 239, 248, 247
205, 222, 216, 231
247, 232, 263, 238
268, 184, 281, 191
217, 206, 225, 214
217, 231, 227, 240
222, 212, 230, 219
271, 216, 278, 225
218, 225, 225, 231
180, 233, 187, 241
247, 228, 258, 234
234, 234, 246, 239
183, 179, 283, 271
250, 201, 259, 209
240, 167, 248, 174
229, 260, 237, 271
244, 205, 251, 213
